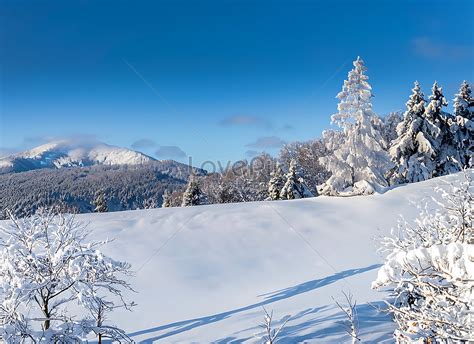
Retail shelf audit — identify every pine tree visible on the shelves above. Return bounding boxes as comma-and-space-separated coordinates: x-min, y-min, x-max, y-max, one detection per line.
267, 163, 285, 200
162, 190, 171, 208
453, 81, 474, 167
280, 159, 313, 199
181, 176, 206, 206
382, 111, 403, 149
389, 81, 440, 184
453, 80, 473, 120
319, 56, 392, 195
426, 82, 463, 176
93, 190, 108, 213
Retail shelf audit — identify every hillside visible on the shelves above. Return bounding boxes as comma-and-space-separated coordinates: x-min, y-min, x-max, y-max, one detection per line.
0, 162, 205, 219
72, 172, 470, 343
0, 140, 156, 173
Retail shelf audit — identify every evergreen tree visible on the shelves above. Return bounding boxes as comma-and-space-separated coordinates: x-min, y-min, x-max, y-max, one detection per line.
453, 81, 474, 167
162, 190, 171, 208
93, 190, 108, 213
319, 56, 392, 195
267, 163, 285, 200
382, 111, 403, 149
181, 176, 206, 206
453, 80, 473, 120
389, 81, 440, 184
426, 82, 463, 176
280, 159, 313, 200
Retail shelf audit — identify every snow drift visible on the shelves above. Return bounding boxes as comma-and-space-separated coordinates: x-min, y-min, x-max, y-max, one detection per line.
51, 171, 470, 343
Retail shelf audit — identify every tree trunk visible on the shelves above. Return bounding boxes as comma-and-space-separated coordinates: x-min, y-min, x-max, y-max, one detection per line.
43, 302, 50, 330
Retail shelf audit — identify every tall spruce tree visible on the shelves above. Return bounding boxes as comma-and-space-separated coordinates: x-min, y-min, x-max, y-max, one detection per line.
389, 81, 440, 184
319, 56, 392, 195
453, 81, 474, 167
453, 80, 473, 120
426, 82, 463, 176
267, 163, 285, 200
280, 159, 313, 200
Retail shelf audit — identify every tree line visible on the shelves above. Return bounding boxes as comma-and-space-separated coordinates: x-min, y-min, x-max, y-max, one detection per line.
166, 58, 472, 207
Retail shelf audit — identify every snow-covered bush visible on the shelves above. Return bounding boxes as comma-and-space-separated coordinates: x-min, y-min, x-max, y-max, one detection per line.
0, 209, 134, 343
319, 56, 392, 195
372, 173, 474, 342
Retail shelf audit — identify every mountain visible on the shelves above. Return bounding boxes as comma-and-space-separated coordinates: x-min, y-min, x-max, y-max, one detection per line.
0, 140, 156, 173
0, 140, 206, 218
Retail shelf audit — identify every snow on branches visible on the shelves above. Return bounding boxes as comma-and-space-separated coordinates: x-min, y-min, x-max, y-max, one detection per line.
319, 56, 392, 195
0, 209, 134, 343
280, 159, 314, 200
181, 175, 207, 206
372, 172, 474, 342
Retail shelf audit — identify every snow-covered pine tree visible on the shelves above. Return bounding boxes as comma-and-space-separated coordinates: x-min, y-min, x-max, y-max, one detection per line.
372, 173, 474, 342
319, 56, 392, 195
453, 81, 474, 167
93, 190, 108, 213
382, 111, 403, 149
426, 82, 463, 176
454, 80, 473, 120
181, 175, 206, 206
162, 190, 172, 208
267, 163, 285, 200
280, 159, 313, 200
389, 81, 440, 185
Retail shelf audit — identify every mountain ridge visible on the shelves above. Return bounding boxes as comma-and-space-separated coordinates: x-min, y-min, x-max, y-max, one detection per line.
0, 140, 159, 173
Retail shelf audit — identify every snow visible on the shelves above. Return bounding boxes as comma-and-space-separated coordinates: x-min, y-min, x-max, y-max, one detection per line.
31, 171, 465, 343
0, 140, 155, 172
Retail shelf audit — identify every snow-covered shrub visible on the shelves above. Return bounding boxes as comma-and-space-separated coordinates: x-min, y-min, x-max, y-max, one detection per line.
372, 173, 474, 342
319, 56, 392, 195
0, 209, 134, 343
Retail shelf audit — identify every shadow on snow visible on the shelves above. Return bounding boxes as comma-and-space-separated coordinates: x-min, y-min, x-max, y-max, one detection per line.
126, 264, 382, 343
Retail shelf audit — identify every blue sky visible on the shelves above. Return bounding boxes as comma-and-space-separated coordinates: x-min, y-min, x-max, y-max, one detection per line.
1, 0, 473, 165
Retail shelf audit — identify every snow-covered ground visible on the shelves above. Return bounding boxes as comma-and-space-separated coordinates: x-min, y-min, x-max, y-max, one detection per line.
76, 173, 466, 343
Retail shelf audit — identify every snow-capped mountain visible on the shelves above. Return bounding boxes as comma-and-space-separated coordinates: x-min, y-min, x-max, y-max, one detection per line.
0, 140, 157, 173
